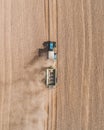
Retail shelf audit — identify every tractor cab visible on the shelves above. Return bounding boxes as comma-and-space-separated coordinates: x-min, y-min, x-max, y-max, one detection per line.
46, 42, 57, 60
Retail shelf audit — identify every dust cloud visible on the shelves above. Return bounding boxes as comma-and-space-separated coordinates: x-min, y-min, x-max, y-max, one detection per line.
9, 56, 53, 130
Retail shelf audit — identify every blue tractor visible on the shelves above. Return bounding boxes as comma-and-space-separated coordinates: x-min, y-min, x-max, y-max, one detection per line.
39, 41, 57, 60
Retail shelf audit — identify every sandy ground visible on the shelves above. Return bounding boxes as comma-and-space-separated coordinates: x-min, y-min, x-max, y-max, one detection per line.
1, 0, 104, 130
